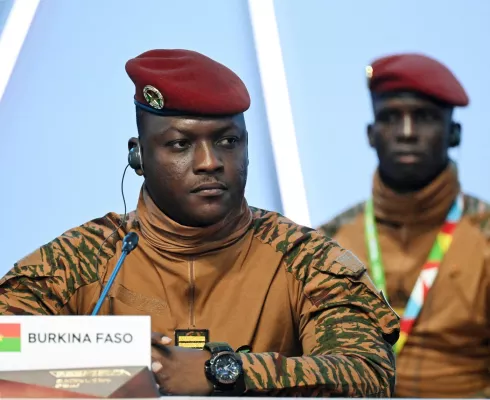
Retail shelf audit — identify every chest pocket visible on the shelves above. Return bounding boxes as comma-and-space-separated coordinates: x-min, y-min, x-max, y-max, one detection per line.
111, 285, 168, 315
107, 285, 175, 335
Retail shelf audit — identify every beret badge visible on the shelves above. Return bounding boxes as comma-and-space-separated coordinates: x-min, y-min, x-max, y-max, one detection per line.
143, 85, 165, 110
365, 65, 373, 85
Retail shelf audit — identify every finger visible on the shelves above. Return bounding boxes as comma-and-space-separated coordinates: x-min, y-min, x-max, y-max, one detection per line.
151, 332, 172, 345
151, 346, 164, 360
160, 336, 172, 345
152, 342, 171, 358
151, 360, 163, 375
151, 358, 166, 390
151, 356, 173, 395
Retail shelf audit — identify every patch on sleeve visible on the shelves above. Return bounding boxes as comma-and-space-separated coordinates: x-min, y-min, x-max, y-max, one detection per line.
335, 251, 366, 276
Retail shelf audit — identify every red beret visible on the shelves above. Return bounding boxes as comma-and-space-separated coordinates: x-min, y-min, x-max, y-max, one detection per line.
367, 53, 469, 107
125, 49, 250, 116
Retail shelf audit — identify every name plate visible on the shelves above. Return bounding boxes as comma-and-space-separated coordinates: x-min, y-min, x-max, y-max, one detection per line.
0, 316, 151, 371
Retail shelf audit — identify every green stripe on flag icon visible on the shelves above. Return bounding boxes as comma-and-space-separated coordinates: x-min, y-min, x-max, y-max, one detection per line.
0, 323, 21, 352
0, 336, 21, 352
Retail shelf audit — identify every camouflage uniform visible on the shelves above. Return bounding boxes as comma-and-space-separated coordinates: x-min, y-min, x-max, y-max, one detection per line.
0, 186, 399, 397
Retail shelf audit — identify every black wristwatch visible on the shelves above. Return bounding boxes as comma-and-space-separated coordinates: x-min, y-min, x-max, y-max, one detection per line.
204, 342, 244, 394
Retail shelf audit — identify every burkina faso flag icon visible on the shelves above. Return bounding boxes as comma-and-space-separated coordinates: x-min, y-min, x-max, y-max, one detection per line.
0, 323, 21, 352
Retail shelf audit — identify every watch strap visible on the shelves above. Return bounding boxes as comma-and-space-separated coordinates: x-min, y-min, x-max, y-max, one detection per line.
204, 342, 233, 354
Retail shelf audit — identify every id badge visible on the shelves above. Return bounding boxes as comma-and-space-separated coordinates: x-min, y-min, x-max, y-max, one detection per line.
174, 329, 209, 349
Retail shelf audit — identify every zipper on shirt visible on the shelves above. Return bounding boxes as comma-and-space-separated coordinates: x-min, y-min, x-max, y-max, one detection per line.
400, 224, 409, 249
188, 259, 195, 327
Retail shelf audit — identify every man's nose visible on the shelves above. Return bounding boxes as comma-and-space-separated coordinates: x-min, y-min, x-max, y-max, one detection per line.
193, 142, 224, 173
395, 114, 417, 142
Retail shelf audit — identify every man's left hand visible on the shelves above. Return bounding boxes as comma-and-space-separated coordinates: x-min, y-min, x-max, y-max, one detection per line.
150, 332, 213, 396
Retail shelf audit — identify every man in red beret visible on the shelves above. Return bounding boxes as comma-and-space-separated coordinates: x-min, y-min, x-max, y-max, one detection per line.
319, 52, 490, 397
0, 49, 399, 396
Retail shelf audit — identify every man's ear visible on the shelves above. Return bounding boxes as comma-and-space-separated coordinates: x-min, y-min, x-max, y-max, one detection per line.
367, 124, 375, 148
449, 122, 461, 148
127, 137, 144, 176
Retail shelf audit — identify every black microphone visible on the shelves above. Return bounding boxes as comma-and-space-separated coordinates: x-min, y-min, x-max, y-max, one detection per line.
91, 232, 139, 315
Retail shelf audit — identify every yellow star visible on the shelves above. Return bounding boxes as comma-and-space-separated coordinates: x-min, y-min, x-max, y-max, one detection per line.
0, 335, 4, 342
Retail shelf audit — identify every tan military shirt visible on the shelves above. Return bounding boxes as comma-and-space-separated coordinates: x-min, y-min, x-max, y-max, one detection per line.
0, 185, 399, 397
319, 164, 490, 398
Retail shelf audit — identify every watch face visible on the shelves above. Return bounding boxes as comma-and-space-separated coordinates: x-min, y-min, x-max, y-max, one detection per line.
213, 354, 241, 384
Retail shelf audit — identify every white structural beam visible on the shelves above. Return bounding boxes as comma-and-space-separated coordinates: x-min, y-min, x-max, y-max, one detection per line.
247, 0, 311, 228
0, 0, 40, 105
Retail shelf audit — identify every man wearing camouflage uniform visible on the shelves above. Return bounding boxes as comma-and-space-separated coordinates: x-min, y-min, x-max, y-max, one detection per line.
0, 49, 399, 396
319, 53, 490, 398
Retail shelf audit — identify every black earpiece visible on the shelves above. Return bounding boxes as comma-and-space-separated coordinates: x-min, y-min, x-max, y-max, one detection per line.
128, 142, 144, 174
449, 123, 461, 148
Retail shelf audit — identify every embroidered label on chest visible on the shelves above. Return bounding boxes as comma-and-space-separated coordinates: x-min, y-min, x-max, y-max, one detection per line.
174, 329, 209, 349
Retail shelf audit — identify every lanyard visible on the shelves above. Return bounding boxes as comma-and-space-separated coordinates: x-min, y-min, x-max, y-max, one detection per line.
364, 194, 464, 355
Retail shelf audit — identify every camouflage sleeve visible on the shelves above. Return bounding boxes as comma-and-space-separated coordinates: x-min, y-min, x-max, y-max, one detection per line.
0, 215, 120, 315
317, 218, 339, 239
317, 201, 365, 239
240, 234, 400, 397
